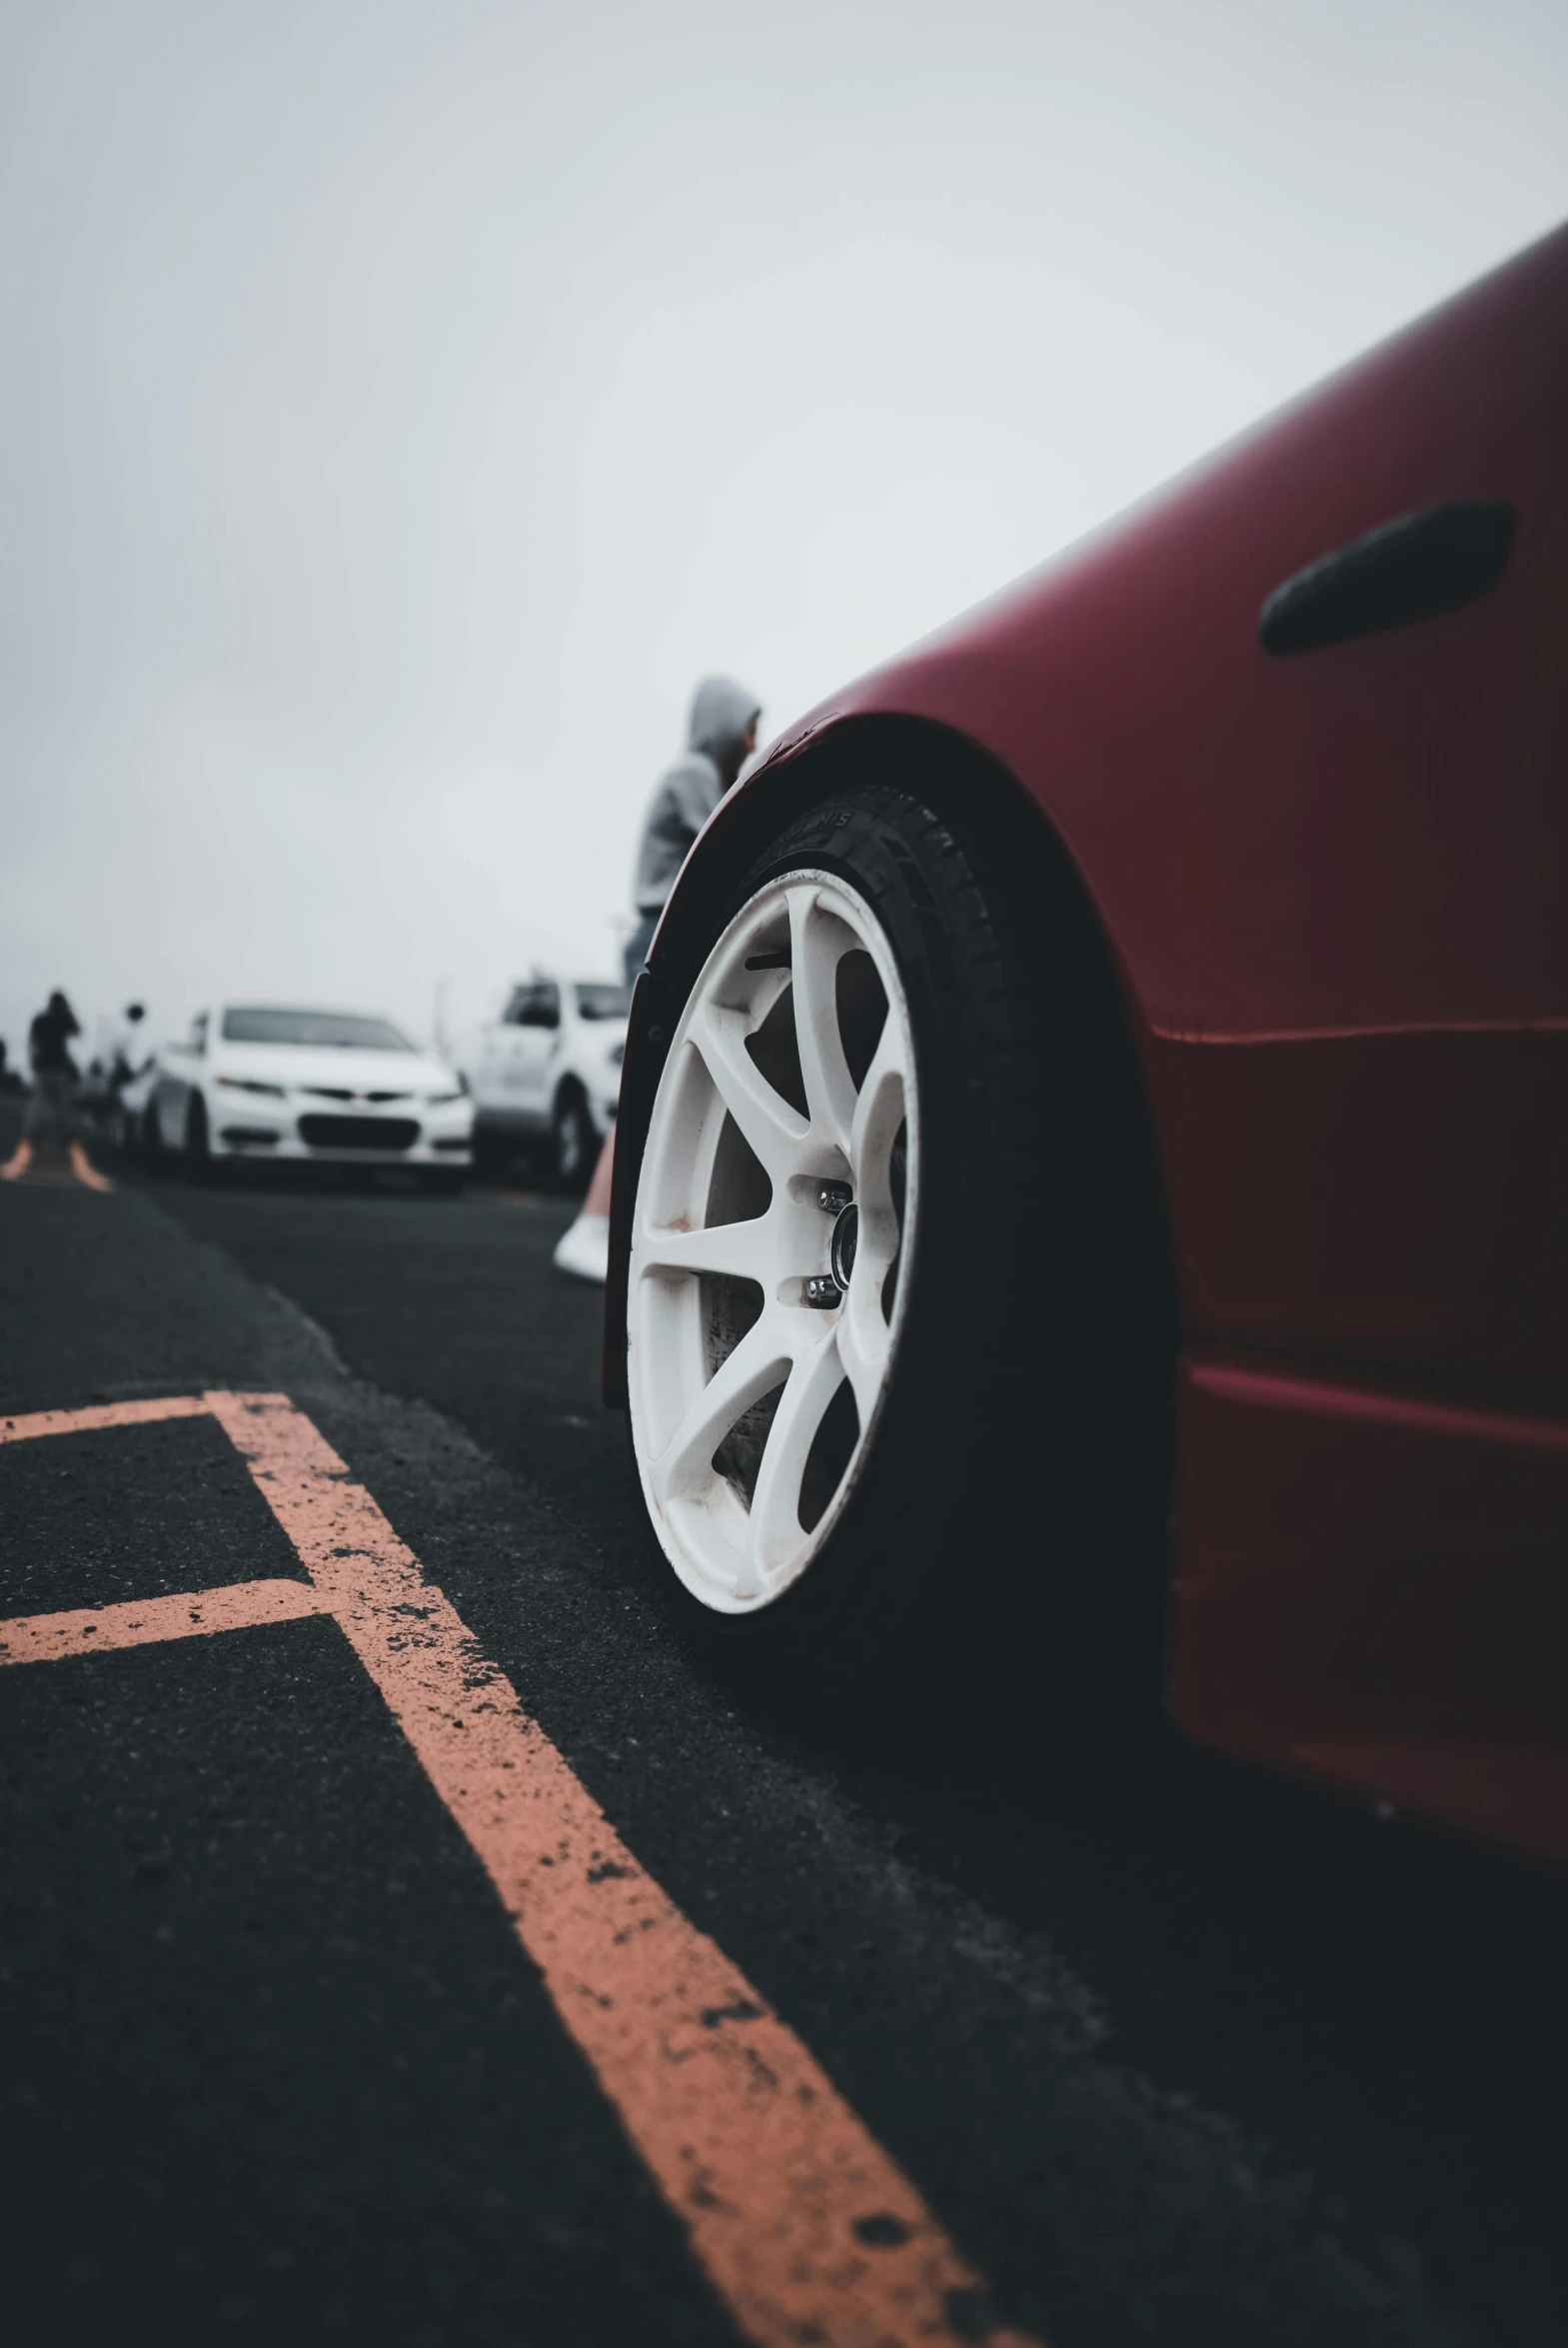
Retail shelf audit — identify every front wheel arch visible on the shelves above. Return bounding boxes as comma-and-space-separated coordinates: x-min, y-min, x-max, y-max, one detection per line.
609, 718, 1174, 1401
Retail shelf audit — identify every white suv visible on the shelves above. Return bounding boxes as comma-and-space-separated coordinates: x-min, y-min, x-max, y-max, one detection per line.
464, 977, 629, 1185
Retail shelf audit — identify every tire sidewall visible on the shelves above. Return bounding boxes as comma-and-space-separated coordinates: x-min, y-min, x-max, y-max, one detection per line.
185, 1093, 210, 1171
554, 1090, 595, 1188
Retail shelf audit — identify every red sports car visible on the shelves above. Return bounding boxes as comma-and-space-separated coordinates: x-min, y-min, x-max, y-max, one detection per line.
605, 225, 1568, 1869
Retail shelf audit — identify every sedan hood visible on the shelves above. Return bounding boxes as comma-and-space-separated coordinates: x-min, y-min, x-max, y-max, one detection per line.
212, 1044, 459, 1095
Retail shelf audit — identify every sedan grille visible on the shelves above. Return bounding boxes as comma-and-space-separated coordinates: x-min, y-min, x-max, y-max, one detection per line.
298, 1114, 420, 1152
302, 1087, 414, 1103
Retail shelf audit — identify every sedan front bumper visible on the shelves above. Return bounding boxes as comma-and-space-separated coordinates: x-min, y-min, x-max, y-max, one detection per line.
211, 1097, 474, 1166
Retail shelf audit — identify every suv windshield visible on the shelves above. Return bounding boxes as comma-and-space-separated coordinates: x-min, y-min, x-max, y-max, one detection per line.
221, 1009, 413, 1051
575, 984, 632, 1022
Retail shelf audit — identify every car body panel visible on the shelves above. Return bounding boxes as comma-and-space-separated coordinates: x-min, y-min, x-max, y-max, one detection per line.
1173, 1359, 1568, 1867
679, 223, 1568, 1389
608, 225, 1568, 1865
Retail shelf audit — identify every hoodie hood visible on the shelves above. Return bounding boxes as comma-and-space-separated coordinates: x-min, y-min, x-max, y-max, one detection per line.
687, 676, 761, 777
631, 676, 764, 918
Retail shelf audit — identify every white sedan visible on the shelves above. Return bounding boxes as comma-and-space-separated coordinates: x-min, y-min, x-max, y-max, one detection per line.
142, 1005, 473, 1190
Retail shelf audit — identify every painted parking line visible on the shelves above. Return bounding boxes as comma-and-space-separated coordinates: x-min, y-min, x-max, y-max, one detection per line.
0, 1388, 1040, 2348
0, 1392, 213, 1444
0, 1578, 328, 1664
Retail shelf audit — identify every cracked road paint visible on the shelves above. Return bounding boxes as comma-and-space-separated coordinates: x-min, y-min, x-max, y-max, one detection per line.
0, 1387, 1040, 2348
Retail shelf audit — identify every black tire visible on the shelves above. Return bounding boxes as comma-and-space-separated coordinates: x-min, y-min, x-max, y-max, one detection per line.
471, 1128, 509, 1180
632, 777, 1173, 1720
184, 1092, 215, 1180
142, 1093, 166, 1173
550, 1087, 598, 1192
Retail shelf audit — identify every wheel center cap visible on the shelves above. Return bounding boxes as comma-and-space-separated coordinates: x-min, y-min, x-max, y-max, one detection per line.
829, 1201, 858, 1290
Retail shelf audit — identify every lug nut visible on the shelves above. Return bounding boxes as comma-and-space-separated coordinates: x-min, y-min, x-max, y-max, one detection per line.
803, 1274, 842, 1308
813, 1179, 852, 1214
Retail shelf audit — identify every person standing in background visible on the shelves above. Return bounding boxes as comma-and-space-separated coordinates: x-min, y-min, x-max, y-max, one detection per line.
622, 675, 763, 983
554, 675, 762, 1282
1, 991, 113, 1190
107, 1001, 151, 1093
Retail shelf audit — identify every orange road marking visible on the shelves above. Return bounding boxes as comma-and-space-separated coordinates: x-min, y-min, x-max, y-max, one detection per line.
0, 1393, 214, 1446
0, 1578, 329, 1665
1, 1387, 1039, 2348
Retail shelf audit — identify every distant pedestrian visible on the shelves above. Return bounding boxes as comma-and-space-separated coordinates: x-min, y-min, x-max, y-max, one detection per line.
107, 1002, 151, 1093
0, 992, 113, 1190
556, 675, 762, 1282
623, 675, 762, 984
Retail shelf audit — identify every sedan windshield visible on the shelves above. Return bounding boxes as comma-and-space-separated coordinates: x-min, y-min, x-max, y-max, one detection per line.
221, 1008, 413, 1051
575, 984, 632, 1021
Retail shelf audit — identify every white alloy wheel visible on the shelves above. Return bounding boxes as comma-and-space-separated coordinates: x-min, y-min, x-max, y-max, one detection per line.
629, 871, 917, 1614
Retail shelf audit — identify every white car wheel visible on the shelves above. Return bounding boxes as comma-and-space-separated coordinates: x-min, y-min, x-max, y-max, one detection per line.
618, 776, 1174, 1714
629, 870, 916, 1615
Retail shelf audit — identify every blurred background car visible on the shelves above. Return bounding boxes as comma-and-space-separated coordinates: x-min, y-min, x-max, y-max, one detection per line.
462, 976, 628, 1188
140, 1004, 472, 1191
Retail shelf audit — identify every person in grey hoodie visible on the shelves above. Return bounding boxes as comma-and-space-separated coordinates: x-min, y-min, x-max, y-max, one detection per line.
624, 674, 762, 984
555, 675, 763, 1283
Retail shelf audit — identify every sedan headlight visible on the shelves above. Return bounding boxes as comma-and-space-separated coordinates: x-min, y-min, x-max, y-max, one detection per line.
217, 1077, 286, 1099
425, 1086, 469, 1106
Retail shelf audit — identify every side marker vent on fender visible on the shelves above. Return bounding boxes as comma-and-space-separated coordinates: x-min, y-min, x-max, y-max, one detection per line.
1259, 499, 1515, 657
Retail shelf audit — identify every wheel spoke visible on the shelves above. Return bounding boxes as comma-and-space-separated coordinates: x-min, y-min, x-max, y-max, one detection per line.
649, 1311, 792, 1506
848, 1017, 908, 1196
639, 1212, 775, 1283
744, 1326, 845, 1588
836, 1297, 889, 1428
691, 1007, 807, 1178
786, 887, 857, 1150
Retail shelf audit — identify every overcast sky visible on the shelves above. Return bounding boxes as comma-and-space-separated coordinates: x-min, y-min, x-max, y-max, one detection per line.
2, 0, 1565, 1062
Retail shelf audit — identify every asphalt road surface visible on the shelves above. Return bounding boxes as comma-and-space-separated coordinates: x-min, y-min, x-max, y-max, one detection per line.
2, 1114, 1566, 2348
